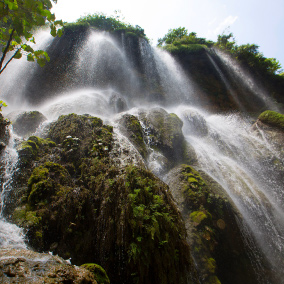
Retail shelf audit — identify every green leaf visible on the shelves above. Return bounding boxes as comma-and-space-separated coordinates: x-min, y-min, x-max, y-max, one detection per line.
50, 25, 56, 37
27, 53, 35, 62
23, 45, 34, 53
36, 57, 46, 67
14, 51, 22, 59
57, 28, 63, 37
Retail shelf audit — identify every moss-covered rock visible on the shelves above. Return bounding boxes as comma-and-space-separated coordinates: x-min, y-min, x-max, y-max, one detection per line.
27, 161, 72, 207
166, 164, 266, 284
11, 113, 198, 284
81, 263, 110, 284
12, 111, 47, 137
258, 110, 284, 130
139, 108, 195, 168
0, 113, 10, 147
118, 114, 148, 159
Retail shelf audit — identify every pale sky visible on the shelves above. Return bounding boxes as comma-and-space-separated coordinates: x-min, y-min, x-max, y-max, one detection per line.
52, 0, 284, 70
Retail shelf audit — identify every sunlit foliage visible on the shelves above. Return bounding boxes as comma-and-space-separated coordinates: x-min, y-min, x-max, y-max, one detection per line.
0, 0, 63, 74
216, 32, 282, 75
65, 13, 147, 40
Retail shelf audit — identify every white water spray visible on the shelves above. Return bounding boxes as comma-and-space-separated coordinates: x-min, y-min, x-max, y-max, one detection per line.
177, 106, 284, 280
0, 128, 26, 250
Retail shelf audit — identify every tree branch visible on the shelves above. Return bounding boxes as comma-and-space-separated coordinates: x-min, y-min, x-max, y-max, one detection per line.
0, 48, 20, 75
0, 28, 15, 71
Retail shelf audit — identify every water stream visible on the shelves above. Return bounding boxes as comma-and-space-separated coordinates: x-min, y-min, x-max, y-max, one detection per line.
0, 128, 26, 250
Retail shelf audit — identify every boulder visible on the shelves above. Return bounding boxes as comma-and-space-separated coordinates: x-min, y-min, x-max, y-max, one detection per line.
12, 111, 47, 138
10, 114, 198, 284
0, 248, 96, 283
138, 108, 197, 168
117, 114, 147, 159
166, 164, 269, 284
0, 113, 10, 149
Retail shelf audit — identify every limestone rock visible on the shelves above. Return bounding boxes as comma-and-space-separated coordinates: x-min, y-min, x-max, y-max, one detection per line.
12, 111, 47, 138
138, 108, 196, 168
166, 164, 268, 284
0, 248, 97, 283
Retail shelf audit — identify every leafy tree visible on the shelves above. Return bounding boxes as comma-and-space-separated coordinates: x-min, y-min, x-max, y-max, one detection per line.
216, 32, 235, 50
215, 33, 282, 75
157, 27, 188, 46
66, 13, 147, 40
0, 0, 63, 75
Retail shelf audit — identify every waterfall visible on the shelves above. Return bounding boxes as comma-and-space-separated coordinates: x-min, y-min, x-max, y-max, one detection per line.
0, 27, 284, 283
0, 128, 26, 250
176, 105, 284, 281
212, 48, 279, 112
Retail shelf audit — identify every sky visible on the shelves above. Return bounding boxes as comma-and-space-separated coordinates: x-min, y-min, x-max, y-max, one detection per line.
52, 0, 284, 70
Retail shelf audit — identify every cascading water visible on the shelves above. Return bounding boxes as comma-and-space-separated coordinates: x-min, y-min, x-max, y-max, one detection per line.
1, 27, 284, 283
0, 128, 26, 250
176, 105, 284, 282
212, 48, 279, 112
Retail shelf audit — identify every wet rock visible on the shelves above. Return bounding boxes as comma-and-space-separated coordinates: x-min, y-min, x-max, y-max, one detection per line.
139, 108, 197, 168
252, 111, 284, 157
12, 111, 47, 138
181, 109, 209, 137
81, 263, 110, 284
117, 114, 148, 159
0, 248, 97, 283
0, 113, 10, 148
11, 114, 197, 284
166, 164, 267, 284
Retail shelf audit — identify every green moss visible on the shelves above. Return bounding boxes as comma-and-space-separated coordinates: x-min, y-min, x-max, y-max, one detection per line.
13, 206, 41, 228
207, 258, 217, 273
81, 263, 110, 284
28, 136, 56, 147
208, 275, 222, 284
122, 114, 147, 158
18, 139, 39, 159
190, 210, 208, 225
91, 117, 103, 128
27, 162, 70, 206
258, 110, 284, 129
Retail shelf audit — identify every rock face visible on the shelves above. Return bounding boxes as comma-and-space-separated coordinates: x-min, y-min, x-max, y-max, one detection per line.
166, 165, 269, 284
9, 113, 198, 284
0, 113, 10, 150
12, 111, 47, 138
138, 108, 197, 169
0, 249, 97, 283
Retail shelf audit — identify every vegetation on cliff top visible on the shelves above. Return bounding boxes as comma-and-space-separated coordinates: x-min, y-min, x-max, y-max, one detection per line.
157, 27, 283, 78
64, 12, 147, 40
215, 32, 282, 76
157, 27, 213, 55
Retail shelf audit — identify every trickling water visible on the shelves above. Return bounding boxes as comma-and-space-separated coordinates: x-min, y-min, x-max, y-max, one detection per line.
0, 128, 26, 249
74, 30, 141, 97
213, 48, 279, 112
152, 47, 195, 104
176, 105, 284, 281
206, 52, 243, 110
